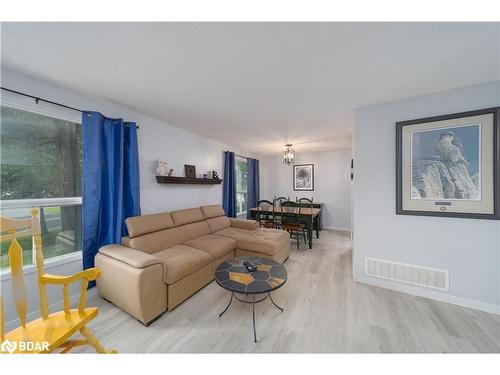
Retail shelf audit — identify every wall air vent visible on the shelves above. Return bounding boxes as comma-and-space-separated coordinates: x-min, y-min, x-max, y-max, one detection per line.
365, 257, 449, 291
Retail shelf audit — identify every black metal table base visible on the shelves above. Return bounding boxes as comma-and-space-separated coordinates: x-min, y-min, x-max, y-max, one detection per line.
218, 292, 284, 343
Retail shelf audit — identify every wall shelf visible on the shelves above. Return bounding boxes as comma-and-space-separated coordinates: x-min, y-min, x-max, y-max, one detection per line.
155, 176, 222, 185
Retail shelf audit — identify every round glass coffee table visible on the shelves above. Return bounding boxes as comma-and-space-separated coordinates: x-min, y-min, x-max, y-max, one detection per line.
215, 256, 287, 343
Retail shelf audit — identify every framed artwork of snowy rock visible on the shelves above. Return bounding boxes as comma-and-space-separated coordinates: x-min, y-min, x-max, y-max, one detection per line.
396, 107, 500, 219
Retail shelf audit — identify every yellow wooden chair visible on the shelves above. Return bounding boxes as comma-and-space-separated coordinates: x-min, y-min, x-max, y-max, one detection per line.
0, 208, 116, 354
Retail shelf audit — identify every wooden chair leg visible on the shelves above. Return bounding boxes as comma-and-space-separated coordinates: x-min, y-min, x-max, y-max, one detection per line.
59, 339, 89, 353
80, 325, 117, 354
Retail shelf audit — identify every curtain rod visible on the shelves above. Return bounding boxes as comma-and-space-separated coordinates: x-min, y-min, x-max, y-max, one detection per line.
228, 151, 253, 160
1, 86, 139, 129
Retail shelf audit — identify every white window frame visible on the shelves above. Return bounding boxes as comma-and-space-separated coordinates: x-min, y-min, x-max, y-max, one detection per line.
1, 90, 82, 124
1, 93, 83, 276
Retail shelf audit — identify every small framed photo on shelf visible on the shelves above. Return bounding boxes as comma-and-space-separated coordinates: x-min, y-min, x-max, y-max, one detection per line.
184, 164, 197, 178
396, 106, 500, 219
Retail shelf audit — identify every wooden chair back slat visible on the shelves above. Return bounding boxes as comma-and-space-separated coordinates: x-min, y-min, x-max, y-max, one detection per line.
29, 208, 49, 319
0, 208, 50, 327
7, 238, 28, 327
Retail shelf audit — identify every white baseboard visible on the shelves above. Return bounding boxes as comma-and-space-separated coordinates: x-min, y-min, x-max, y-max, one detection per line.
324, 226, 352, 233
5, 287, 99, 332
353, 273, 500, 316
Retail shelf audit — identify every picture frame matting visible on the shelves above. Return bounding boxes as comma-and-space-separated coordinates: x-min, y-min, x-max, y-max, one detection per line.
396, 106, 499, 220
293, 164, 314, 191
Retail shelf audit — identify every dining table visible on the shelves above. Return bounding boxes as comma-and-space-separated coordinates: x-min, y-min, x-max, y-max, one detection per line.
249, 206, 322, 249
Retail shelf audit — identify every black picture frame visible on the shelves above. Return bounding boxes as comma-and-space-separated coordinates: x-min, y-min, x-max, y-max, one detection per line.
184, 164, 197, 178
293, 164, 314, 191
396, 106, 500, 220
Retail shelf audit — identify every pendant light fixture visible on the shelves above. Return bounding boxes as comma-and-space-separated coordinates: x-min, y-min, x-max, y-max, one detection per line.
283, 144, 295, 165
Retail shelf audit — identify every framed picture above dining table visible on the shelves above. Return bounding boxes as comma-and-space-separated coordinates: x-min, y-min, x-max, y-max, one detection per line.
293, 164, 314, 191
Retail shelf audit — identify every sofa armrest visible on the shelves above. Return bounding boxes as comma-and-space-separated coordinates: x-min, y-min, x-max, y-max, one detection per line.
229, 218, 258, 230
99, 244, 162, 269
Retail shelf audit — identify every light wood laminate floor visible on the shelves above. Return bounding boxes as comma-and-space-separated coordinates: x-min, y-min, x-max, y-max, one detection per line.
78, 230, 500, 353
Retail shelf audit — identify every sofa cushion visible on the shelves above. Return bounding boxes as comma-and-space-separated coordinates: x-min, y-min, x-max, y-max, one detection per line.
177, 221, 211, 243
184, 234, 236, 260
170, 208, 204, 226
122, 227, 181, 254
153, 245, 211, 284
125, 212, 175, 238
99, 244, 163, 268
206, 216, 231, 233
200, 205, 226, 219
229, 218, 258, 230
214, 227, 290, 256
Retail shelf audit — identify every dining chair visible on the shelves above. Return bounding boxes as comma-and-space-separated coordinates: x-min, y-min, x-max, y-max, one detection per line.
0, 208, 116, 353
274, 196, 290, 206
256, 200, 275, 228
297, 197, 315, 241
273, 196, 289, 229
281, 201, 307, 249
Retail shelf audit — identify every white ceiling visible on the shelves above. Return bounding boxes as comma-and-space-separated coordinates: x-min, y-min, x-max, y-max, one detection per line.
1, 22, 499, 155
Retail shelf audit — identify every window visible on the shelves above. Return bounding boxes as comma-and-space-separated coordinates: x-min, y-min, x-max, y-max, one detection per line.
0, 105, 82, 270
235, 157, 248, 217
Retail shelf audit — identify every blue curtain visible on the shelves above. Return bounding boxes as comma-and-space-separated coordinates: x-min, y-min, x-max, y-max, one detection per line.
247, 158, 260, 218
222, 151, 236, 217
82, 112, 141, 284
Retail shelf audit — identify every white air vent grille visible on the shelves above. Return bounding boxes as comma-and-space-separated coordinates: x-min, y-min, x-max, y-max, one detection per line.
365, 258, 449, 291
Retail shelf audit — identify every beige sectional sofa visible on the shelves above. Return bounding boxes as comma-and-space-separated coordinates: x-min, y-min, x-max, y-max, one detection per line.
95, 204, 290, 325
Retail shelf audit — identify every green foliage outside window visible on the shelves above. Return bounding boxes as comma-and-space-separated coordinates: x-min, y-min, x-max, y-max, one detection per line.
0, 105, 83, 269
1, 105, 82, 200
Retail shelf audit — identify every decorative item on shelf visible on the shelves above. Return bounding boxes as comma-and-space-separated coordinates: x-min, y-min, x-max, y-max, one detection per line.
155, 160, 168, 176
396, 106, 499, 219
212, 171, 219, 179
203, 174, 208, 179
283, 144, 295, 165
293, 164, 314, 191
207, 171, 213, 179
184, 164, 197, 178
167, 168, 174, 176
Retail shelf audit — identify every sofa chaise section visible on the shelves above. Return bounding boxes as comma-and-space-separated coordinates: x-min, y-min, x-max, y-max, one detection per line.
200, 204, 290, 263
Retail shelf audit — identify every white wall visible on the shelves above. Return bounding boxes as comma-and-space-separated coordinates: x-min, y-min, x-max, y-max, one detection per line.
260, 149, 352, 231
0, 67, 251, 327
1, 67, 252, 214
353, 80, 500, 314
